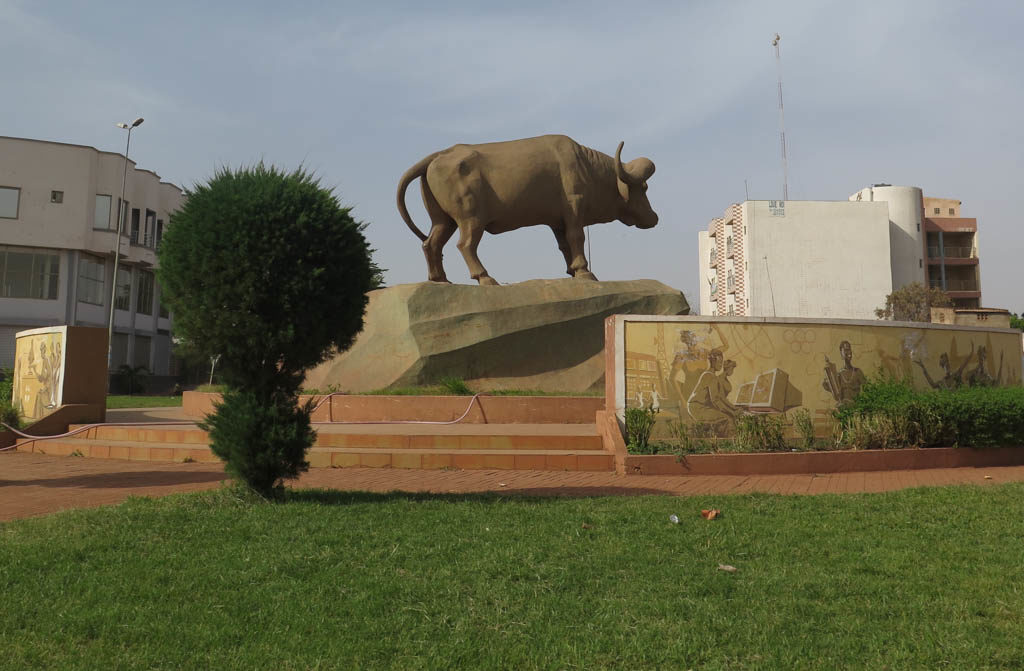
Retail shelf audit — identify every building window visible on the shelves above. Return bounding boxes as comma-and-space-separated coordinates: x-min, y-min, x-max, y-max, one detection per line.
130, 208, 141, 244
156, 219, 164, 249
95, 194, 112, 229
727, 305, 735, 315
159, 300, 169, 319
111, 333, 129, 369
0, 246, 60, 299
0, 186, 20, 219
50, 190, 64, 204
133, 335, 152, 370
727, 270, 735, 292
136, 270, 155, 315
144, 210, 157, 247
77, 255, 106, 305
710, 278, 718, 297
933, 207, 940, 214
726, 236, 733, 256
949, 208, 955, 215
115, 267, 132, 311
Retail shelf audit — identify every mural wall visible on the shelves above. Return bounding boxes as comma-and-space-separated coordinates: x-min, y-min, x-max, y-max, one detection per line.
12, 326, 67, 422
618, 318, 1023, 437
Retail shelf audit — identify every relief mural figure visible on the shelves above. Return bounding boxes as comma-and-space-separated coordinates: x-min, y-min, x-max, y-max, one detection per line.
669, 327, 729, 412
915, 344, 973, 390
967, 345, 1003, 387
822, 340, 866, 406
686, 350, 737, 433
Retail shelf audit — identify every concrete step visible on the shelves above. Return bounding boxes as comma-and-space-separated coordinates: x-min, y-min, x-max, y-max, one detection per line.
63, 423, 603, 451
17, 438, 613, 471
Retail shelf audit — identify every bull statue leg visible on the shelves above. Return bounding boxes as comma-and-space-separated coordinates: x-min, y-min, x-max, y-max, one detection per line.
550, 225, 574, 277
455, 219, 499, 285
421, 180, 456, 283
563, 197, 597, 281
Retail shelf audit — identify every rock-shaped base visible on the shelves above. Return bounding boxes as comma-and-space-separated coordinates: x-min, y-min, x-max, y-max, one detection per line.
303, 278, 689, 393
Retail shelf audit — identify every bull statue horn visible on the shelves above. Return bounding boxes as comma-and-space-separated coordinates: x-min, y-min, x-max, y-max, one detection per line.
615, 141, 655, 187
615, 141, 641, 187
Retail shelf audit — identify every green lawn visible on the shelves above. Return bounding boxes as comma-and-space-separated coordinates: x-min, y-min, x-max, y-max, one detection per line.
106, 395, 183, 409
2, 485, 1023, 669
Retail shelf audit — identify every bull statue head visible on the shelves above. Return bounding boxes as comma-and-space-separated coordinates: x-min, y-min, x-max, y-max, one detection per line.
615, 141, 658, 229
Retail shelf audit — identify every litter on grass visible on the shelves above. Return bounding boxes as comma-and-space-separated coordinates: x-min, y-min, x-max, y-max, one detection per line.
701, 509, 720, 520
718, 564, 738, 573
669, 514, 680, 524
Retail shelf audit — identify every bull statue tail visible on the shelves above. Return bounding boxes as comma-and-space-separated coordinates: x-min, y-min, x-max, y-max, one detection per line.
396, 152, 440, 242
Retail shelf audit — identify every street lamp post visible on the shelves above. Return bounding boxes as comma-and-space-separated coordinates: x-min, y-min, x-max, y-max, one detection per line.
106, 118, 144, 387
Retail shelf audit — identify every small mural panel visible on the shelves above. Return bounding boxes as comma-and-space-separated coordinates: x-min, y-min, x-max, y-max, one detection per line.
618, 318, 1023, 438
12, 326, 68, 422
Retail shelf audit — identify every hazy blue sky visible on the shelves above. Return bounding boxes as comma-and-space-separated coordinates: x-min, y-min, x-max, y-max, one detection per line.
3, 0, 1021, 312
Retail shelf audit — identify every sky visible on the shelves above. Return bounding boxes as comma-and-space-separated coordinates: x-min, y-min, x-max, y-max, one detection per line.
3, 0, 1022, 313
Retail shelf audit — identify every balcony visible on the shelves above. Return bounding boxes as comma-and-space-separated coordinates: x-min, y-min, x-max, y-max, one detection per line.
927, 246, 975, 259
930, 279, 979, 292
709, 248, 717, 268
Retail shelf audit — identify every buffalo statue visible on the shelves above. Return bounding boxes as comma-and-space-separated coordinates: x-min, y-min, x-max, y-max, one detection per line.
396, 134, 658, 285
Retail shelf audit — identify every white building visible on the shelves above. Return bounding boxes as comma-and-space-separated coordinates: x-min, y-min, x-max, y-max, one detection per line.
0, 136, 184, 377
697, 186, 981, 319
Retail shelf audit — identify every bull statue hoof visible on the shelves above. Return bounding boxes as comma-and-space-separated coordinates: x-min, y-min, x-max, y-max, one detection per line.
477, 275, 500, 286
574, 271, 598, 281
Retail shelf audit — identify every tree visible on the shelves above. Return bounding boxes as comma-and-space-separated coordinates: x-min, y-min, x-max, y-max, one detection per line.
875, 282, 952, 322
1011, 313, 1024, 332
158, 165, 377, 497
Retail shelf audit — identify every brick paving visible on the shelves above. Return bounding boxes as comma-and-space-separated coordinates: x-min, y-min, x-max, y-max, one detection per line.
4, 450, 1024, 522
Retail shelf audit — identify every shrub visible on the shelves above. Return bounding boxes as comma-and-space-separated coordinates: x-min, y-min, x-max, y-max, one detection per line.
667, 419, 716, 455
438, 377, 473, 396
202, 390, 316, 498
792, 408, 816, 451
115, 365, 150, 395
1, 401, 19, 429
837, 377, 1024, 449
158, 165, 378, 497
0, 367, 12, 405
624, 405, 658, 453
734, 413, 787, 452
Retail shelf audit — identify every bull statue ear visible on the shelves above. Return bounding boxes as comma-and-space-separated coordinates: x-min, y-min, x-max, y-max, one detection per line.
617, 179, 630, 202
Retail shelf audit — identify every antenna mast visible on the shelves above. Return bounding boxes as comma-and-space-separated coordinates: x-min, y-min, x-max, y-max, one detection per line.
772, 33, 789, 201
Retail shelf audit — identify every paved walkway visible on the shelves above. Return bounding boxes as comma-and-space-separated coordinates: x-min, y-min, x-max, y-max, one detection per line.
4, 450, 1024, 522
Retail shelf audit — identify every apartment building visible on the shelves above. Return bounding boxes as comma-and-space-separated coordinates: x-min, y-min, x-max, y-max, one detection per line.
0, 136, 184, 374
921, 196, 981, 308
697, 185, 986, 318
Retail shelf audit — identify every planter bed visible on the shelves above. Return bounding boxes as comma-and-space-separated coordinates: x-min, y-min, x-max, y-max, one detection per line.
626, 446, 1024, 476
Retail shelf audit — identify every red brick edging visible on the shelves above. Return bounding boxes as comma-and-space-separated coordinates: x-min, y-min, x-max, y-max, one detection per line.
626, 446, 1024, 476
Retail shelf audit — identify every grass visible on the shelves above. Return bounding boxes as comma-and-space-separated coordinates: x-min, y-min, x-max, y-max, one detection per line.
106, 395, 183, 409
3, 484, 1024, 669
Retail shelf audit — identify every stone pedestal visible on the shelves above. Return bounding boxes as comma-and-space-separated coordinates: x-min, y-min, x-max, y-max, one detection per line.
303, 278, 688, 393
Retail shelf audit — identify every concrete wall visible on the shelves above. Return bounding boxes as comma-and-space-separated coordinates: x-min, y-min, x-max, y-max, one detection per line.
925, 196, 961, 218
697, 231, 711, 315
745, 200, 892, 319
849, 185, 926, 291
